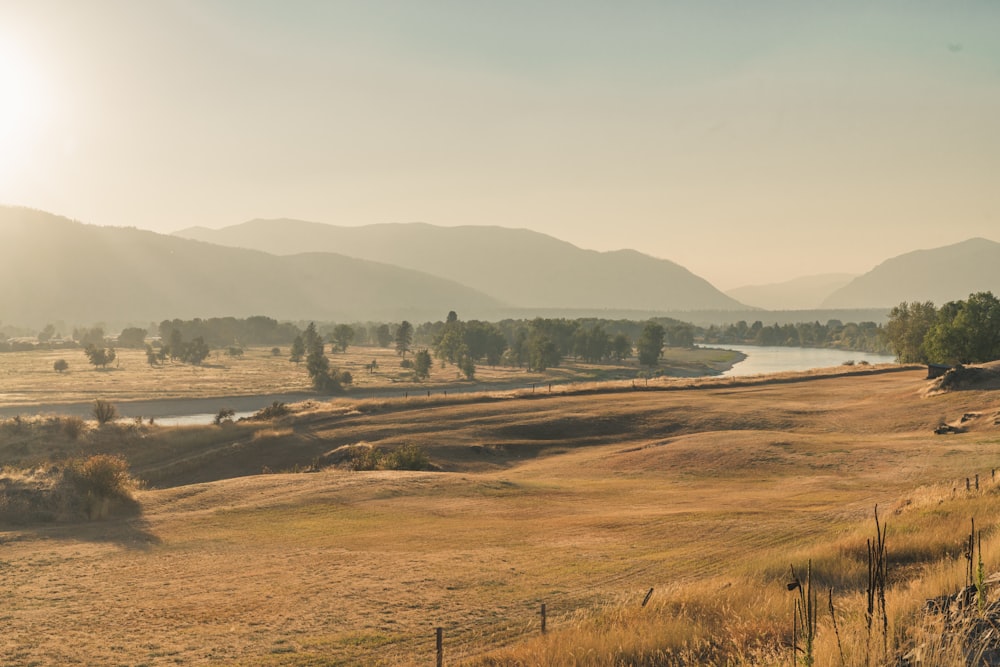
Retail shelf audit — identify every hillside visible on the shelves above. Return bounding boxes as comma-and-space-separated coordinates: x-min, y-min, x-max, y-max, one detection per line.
3, 368, 1000, 664
0, 207, 502, 327
726, 272, 855, 310
822, 237, 1000, 308
175, 219, 747, 311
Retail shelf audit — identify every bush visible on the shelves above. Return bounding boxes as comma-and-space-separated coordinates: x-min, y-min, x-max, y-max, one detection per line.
53, 359, 69, 373
64, 454, 135, 500
62, 454, 137, 519
92, 399, 118, 425
400, 358, 414, 369
271, 347, 281, 356
347, 444, 429, 471
252, 401, 290, 420
214, 408, 236, 426
61, 416, 86, 440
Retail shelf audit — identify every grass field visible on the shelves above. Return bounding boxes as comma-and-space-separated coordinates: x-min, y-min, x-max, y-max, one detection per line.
0, 344, 743, 412
2, 366, 1000, 664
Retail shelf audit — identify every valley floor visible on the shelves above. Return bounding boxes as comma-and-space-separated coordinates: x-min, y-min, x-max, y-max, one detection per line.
2, 367, 1000, 664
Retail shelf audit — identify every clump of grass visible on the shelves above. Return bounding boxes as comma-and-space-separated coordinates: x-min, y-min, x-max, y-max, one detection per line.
60, 415, 86, 440
347, 443, 430, 471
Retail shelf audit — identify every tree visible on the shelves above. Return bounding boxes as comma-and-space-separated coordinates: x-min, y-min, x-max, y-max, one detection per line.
636, 322, 666, 368
38, 324, 56, 343
458, 350, 476, 380
117, 327, 147, 348
145, 344, 159, 367
375, 324, 392, 348
884, 301, 937, 363
395, 321, 413, 357
924, 292, 1000, 364
181, 336, 210, 365
611, 333, 632, 361
331, 324, 355, 353
413, 349, 432, 380
74, 326, 106, 349
289, 335, 305, 363
53, 359, 69, 373
527, 334, 560, 371
84, 344, 116, 369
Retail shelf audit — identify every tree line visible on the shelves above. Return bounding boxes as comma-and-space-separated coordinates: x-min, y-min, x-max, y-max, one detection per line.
884, 291, 1000, 364
701, 319, 889, 354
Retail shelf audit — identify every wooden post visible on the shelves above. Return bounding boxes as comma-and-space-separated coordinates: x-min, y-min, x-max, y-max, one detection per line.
548, 383, 551, 392
642, 587, 654, 607
427, 390, 430, 397
967, 477, 971, 491
540, 603, 546, 634
976, 474, 980, 490
405, 392, 408, 398
436, 627, 443, 667
532, 383, 535, 393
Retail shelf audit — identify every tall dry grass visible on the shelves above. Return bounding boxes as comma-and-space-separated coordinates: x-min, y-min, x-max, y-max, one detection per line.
469, 480, 1000, 667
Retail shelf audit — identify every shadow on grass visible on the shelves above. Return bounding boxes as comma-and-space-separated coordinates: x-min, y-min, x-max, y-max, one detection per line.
0, 477, 161, 549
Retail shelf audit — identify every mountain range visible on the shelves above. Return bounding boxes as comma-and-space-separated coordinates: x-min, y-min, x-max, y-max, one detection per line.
3, 205, 999, 329
821, 238, 1000, 308
173, 219, 745, 312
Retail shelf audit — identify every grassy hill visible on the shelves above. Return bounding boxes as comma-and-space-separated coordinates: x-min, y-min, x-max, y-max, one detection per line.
3, 367, 1000, 664
823, 237, 1000, 308
0, 207, 502, 327
175, 218, 748, 312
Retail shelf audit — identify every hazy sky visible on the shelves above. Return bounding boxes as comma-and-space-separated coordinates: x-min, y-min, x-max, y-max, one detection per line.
1, 1, 998, 289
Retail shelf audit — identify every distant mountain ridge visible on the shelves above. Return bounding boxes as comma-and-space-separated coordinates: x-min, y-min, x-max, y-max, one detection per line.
726, 273, 856, 310
174, 219, 746, 312
822, 237, 1000, 308
0, 207, 502, 327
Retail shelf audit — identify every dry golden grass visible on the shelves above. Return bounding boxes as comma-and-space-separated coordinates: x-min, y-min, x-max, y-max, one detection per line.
1, 368, 1000, 664
0, 344, 742, 414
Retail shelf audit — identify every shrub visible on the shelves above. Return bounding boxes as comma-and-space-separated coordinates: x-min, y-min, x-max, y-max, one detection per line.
347, 444, 429, 471
62, 454, 137, 519
53, 359, 69, 373
214, 408, 236, 426
252, 401, 290, 420
271, 347, 281, 356
64, 454, 135, 500
400, 358, 414, 369
61, 416, 86, 440
381, 444, 430, 470
92, 399, 118, 425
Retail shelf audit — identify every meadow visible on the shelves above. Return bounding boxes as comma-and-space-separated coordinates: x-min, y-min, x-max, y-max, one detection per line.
0, 344, 742, 415
1, 365, 999, 665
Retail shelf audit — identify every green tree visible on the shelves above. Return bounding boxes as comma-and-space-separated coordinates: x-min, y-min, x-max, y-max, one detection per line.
289, 335, 305, 363
395, 321, 413, 357
181, 337, 210, 365
924, 292, 1000, 364
145, 344, 159, 366
53, 358, 69, 373
117, 327, 147, 348
413, 349, 432, 380
884, 301, 937, 363
331, 324, 355, 353
38, 324, 56, 343
84, 344, 116, 369
611, 333, 632, 361
375, 324, 392, 348
636, 322, 665, 368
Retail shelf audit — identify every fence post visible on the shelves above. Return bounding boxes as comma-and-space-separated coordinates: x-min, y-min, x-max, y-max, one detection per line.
976, 474, 980, 490
642, 588, 654, 607
967, 477, 971, 491
540, 603, 546, 634
436, 627, 443, 667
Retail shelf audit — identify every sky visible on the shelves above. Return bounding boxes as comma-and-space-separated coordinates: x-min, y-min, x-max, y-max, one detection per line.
1, 1, 998, 290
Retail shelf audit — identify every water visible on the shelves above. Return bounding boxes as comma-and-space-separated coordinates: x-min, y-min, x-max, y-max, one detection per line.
153, 411, 256, 427
706, 344, 896, 377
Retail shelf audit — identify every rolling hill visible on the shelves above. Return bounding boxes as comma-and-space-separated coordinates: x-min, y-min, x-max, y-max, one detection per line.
821, 237, 1000, 308
174, 219, 747, 311
0, 207, 503, 327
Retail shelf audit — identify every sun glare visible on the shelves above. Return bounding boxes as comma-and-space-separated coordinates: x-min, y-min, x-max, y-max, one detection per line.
0, 35, 50, 181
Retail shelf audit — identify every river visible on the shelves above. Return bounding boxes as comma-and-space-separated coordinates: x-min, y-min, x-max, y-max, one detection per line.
705, 344, 896, 377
